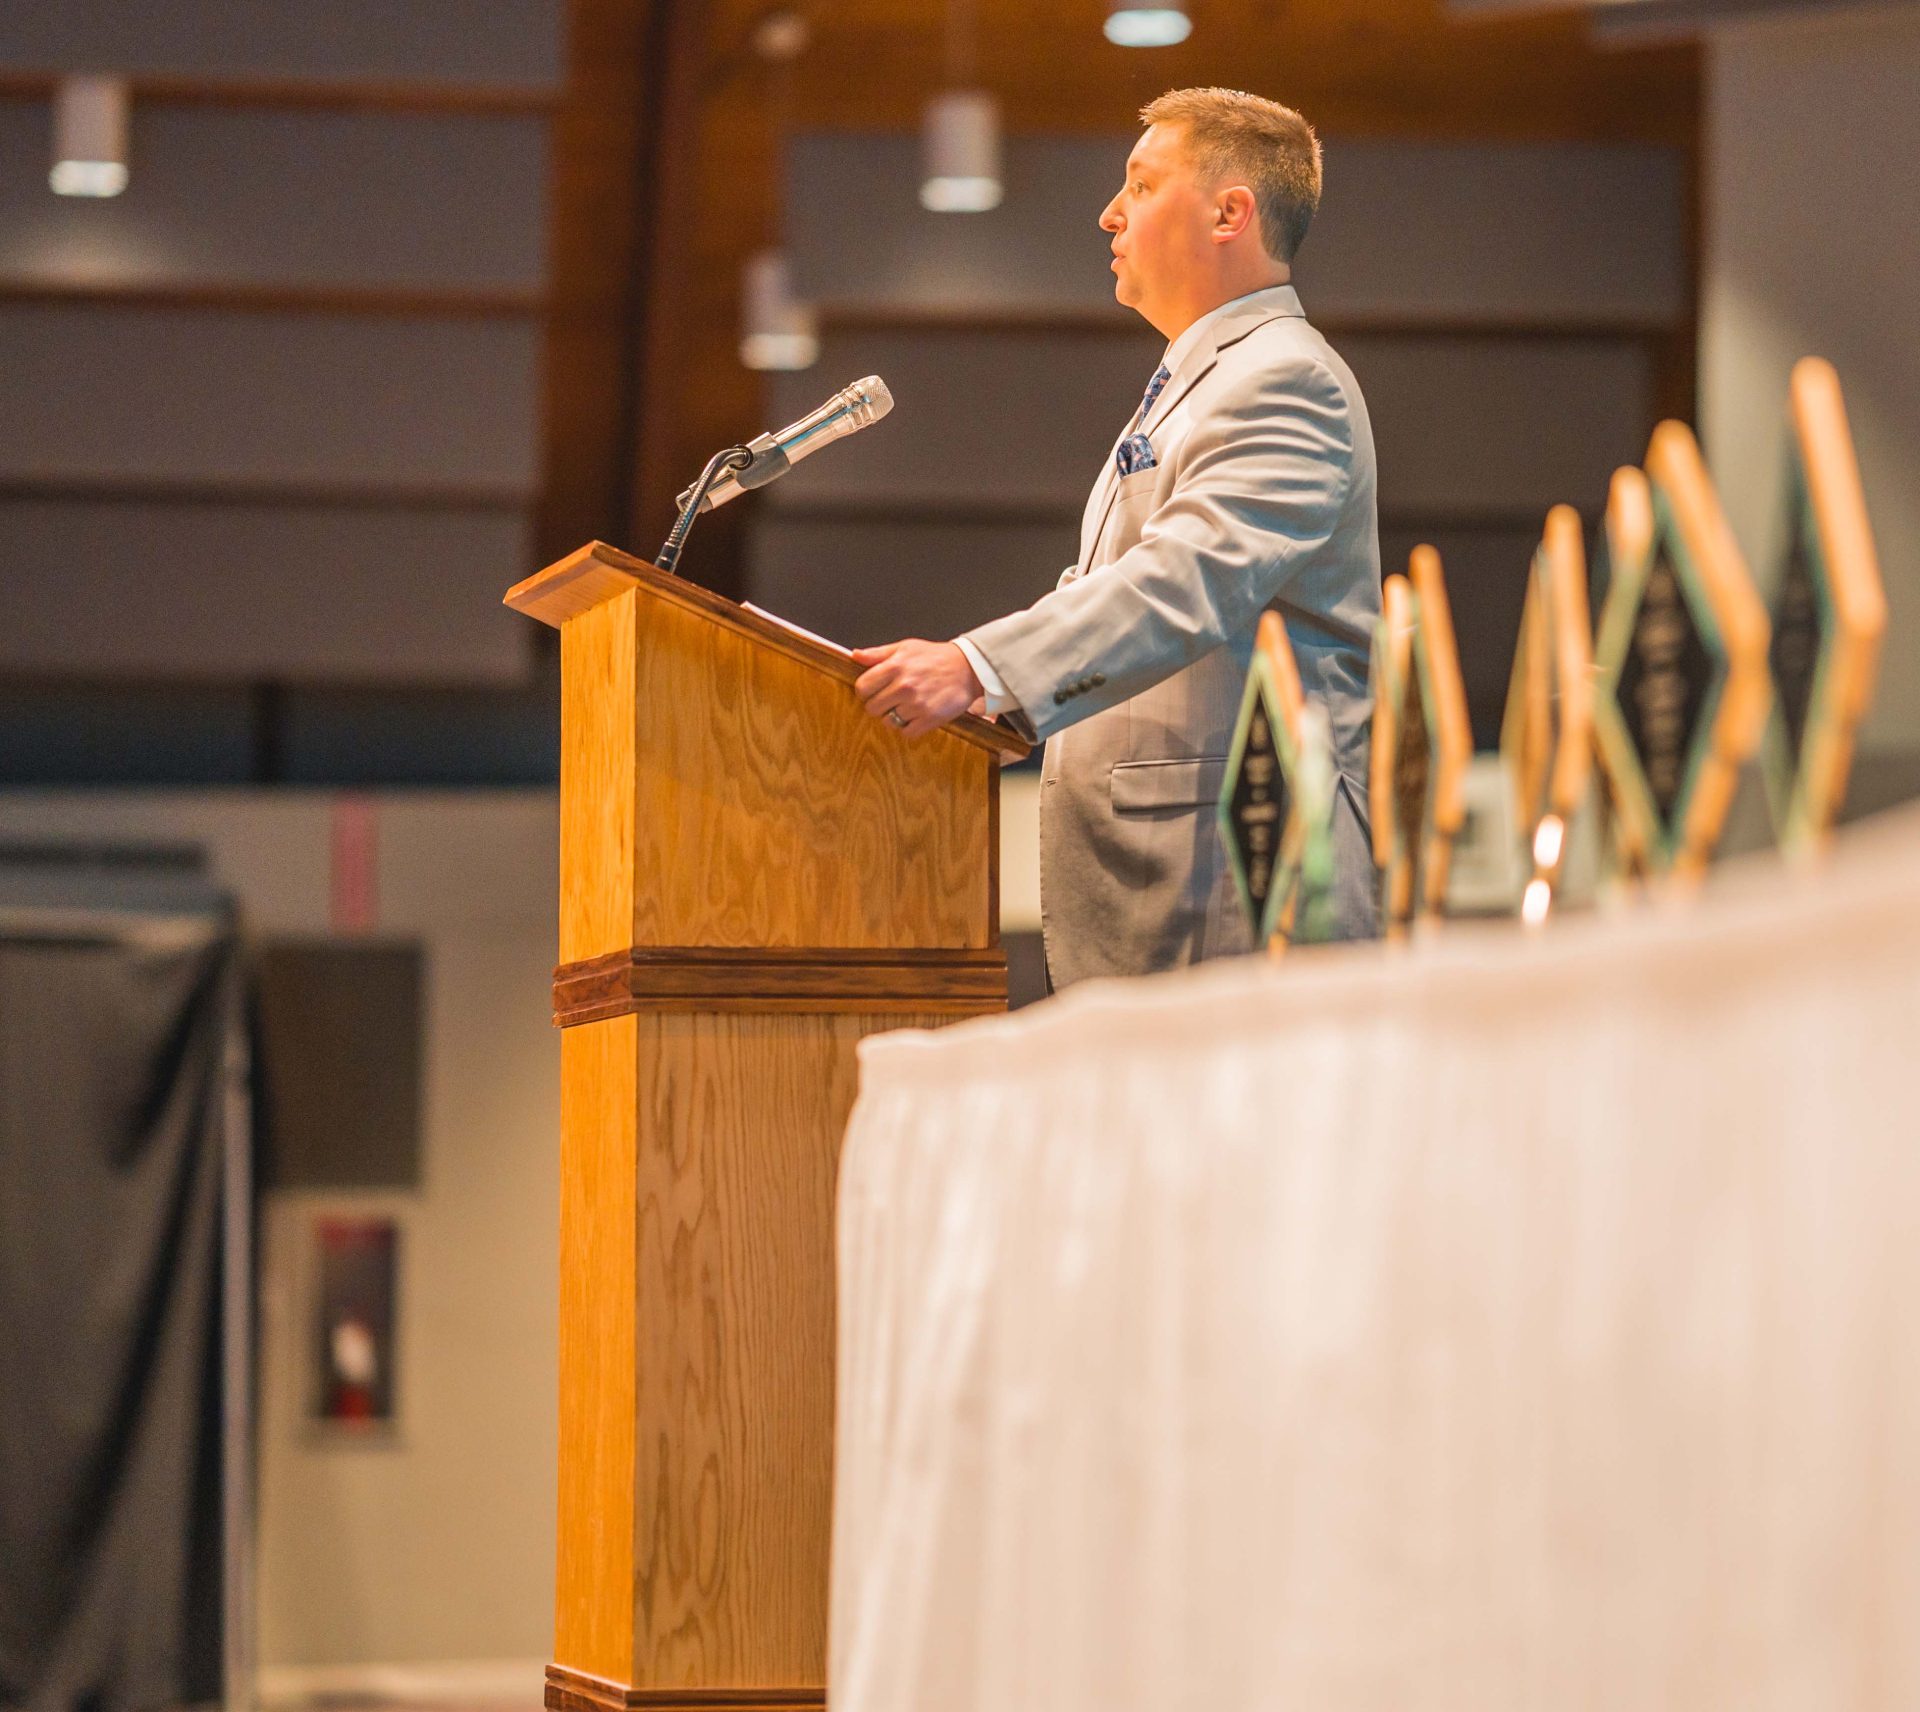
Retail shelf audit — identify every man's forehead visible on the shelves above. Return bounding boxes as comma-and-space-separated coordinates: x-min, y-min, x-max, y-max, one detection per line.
1127, 123, 1182, 174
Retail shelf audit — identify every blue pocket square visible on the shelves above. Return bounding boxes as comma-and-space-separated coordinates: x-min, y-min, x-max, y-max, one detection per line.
1114, 433, 1157, 476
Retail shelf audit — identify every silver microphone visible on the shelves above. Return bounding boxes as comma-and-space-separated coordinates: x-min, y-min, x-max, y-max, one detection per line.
677, 375, 894, 513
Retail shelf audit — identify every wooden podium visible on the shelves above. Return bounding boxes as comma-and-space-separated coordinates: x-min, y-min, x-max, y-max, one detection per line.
504, 542, 1024, 1712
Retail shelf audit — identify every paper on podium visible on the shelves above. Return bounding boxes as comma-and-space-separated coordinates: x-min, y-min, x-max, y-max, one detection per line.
742, 601, 854, 661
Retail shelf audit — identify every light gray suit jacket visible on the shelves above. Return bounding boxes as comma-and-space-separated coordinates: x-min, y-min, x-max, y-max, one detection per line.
963, 285, 1381, 990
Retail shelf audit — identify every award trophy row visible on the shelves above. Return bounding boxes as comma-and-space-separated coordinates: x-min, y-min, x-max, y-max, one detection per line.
1217, 546, 1473, 953
1583, 358, 1881, 893
1218, 356, 1886, 946
1502, 358, 1883, 917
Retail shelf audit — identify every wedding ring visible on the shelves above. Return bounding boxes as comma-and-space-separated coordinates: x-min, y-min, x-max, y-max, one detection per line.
889, 710, 907, 728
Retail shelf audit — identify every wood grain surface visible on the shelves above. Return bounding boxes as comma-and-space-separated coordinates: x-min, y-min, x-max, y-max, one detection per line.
1540, 502, 1596, 833
626, 1010, 954, 1691
547, 1663, 823, 1711
1254, 610, 1306, 743
627, 589, 997, 952
556, 1015, 640, 1686
1370, 573, 1420, 934
531, 537, 1009, 1703
552, 946, 1007, 1025
512, 544, 1026, 757
1409, 544, 1474, 913
559, 585, 638, 963
512, 547, 658, 629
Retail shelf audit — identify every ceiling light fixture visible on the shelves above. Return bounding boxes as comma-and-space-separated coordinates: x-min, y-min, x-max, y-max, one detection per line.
739, 249, 820, 372
922, 0, 1001, 214
921, 88, 1002, 213
1103, 1, 1193, 47
749, 8, 811, 63
51, 74, 130, 197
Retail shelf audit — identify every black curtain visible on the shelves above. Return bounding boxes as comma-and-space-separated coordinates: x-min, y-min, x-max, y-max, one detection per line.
0, 881, 239, 1712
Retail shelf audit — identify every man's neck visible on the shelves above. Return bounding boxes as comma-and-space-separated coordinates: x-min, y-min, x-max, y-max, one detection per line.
1151, 269, 1292, 344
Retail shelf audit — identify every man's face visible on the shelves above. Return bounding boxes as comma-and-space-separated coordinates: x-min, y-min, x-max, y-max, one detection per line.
1099, 123, 1216, 327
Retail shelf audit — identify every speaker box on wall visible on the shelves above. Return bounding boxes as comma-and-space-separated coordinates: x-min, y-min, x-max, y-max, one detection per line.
254, 938, 424, 1190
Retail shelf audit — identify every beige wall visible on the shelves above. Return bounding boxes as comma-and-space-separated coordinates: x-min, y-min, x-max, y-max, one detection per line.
1701, 3, 1920, 753
0, 792, 560, 1671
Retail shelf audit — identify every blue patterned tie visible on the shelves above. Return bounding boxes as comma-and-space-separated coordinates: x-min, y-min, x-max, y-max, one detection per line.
1116, 363, 1171, 476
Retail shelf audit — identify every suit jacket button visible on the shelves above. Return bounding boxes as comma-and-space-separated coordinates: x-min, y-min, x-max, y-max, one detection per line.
1091, 672, 1106, 687
1054, 689, 1068, 704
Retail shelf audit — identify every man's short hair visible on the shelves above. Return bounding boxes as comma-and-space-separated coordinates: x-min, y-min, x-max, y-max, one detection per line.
1139, 87, 1322, 264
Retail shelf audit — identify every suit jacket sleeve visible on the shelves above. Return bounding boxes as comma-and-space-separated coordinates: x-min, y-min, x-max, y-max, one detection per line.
961, 354, 1354, 744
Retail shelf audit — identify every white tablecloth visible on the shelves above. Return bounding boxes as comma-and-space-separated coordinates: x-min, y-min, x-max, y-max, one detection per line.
831, 806, 1920, 1712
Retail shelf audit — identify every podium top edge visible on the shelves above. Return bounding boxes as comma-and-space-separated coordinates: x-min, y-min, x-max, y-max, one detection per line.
504, 541, 1030, 759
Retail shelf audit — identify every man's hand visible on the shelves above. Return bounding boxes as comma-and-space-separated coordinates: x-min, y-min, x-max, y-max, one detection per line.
851, 640, 984, 738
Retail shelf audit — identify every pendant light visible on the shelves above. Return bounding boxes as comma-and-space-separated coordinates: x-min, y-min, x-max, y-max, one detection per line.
1104, 1, 1193, 47
51, 75, 129, 197
921, 0, 1001, 213
921, 89, 1002, 213
740, 13, 819, 372
739, 249, 820, 372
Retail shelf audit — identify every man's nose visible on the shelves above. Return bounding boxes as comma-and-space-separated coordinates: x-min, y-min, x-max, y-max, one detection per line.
1099, 198, 1123, 233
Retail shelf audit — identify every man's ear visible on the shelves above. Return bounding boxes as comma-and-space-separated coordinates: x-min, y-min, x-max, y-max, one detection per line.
1212, 184, 1259, 245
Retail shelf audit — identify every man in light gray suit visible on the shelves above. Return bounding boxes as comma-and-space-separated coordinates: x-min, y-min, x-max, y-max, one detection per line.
853, 87, 1380, 989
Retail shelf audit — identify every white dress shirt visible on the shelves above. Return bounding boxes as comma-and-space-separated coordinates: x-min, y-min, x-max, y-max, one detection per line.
952, 291, 1257, 718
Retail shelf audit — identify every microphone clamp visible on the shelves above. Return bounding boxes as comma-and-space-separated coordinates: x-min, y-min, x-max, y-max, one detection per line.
655, 443, 755, 575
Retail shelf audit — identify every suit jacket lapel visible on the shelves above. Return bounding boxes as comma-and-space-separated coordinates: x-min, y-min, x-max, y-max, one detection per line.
1081, 288, 1308, 567
1077, 423, 1132, 567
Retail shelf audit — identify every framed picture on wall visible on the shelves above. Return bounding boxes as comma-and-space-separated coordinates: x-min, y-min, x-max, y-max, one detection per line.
312, 1215, 399, 1430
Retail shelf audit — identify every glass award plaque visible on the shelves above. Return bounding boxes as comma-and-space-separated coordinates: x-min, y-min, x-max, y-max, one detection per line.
1761, 358, 1887, 855
1220, 611, 1306, 949
1591, 422, 1771, 880
1287, 703, 1340, 946
1407, 545, 1473, 919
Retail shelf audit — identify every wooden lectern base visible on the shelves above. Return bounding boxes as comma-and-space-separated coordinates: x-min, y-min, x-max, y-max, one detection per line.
547, 1664, 824, 1711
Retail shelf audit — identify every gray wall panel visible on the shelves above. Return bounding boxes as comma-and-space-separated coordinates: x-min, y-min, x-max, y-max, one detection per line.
0, 498, 534, 682
751, 511, 1550, 748
1340, 334, 1651, 515
0, 306, 540, 491
0, 681, 258, 782
0, 105, 547, 292
747, 515, 1074, 647
766, 327, 1162, 510
766, 326, 1649, 519
789, 133, 1686, 326
1306, 142, 1684, 324
0, 2, 561, 87
788, 133, 1121, 319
